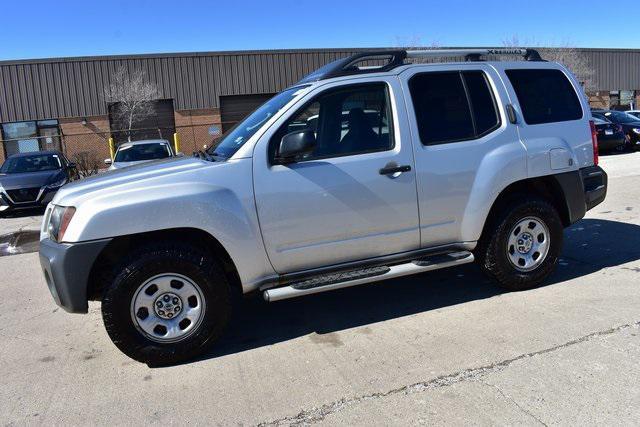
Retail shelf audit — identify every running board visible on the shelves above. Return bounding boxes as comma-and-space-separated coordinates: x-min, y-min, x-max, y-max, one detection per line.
263, 251, 474, 302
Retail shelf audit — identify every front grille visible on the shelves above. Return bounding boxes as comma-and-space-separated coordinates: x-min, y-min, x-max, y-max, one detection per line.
6, 187, 41, 203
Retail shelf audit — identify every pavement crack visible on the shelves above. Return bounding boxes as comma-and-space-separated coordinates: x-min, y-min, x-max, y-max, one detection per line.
478, 380, 548, 426
257, 320, 639, 426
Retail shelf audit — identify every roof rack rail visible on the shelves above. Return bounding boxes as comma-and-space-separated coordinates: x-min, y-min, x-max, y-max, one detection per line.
405, 48, 543, 62
297, 48, 543, 83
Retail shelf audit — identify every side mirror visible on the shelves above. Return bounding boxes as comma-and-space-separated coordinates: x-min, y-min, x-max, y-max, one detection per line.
67, 162, 77, 169
275, 130, 316, 164
104, 158, 112, 166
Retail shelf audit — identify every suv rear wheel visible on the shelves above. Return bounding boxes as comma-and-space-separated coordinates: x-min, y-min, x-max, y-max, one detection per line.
476, 197, 563, 291
101, 242, 232, 366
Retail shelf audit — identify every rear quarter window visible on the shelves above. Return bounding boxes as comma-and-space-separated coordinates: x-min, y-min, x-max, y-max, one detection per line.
506, 69, 583, 125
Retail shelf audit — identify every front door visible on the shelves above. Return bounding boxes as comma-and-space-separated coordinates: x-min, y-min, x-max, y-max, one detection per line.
253, 78, 420, 273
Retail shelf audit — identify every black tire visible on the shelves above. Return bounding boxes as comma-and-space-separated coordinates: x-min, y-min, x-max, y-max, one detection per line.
475, 196, 563, 291
101, 241, 232, 366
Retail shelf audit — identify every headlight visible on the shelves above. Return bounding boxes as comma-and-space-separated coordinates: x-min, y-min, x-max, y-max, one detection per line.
48, 205, 76, 242
632, 128, 640, 135
45, 177, 67, 189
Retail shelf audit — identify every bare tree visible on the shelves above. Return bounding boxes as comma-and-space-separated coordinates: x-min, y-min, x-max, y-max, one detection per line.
103, 67, 160, 141
72, 151, 100, 178
503, 36, 595, 91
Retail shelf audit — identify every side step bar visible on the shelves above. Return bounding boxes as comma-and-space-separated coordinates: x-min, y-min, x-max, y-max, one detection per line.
263, 251, 474, 302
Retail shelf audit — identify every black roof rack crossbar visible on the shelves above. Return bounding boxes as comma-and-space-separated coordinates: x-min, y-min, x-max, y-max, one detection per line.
297, 48, 543, 83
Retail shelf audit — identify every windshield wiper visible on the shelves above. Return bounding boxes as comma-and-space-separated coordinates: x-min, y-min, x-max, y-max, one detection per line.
194, 150, 216, 162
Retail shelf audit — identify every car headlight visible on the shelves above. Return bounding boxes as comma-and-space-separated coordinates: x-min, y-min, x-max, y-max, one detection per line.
45, 177, 67, 189
632, 128, 640, 135
48, 205, 76, 242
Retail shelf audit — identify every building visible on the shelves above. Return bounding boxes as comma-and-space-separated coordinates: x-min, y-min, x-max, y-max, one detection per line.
1, 47, 640, 165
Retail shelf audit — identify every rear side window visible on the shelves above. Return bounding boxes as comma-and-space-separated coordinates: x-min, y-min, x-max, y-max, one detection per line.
505, 69, 583, 125
409, 71, 500, 145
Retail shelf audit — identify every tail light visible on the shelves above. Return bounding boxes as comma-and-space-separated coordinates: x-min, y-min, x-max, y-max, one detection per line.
589, 120, 599, 166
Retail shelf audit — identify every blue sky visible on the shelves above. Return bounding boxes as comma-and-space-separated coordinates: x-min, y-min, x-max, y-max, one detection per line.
1, 0, 638, 60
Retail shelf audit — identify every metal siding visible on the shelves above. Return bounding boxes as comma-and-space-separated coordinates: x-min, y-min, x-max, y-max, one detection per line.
2, 47, 639, 123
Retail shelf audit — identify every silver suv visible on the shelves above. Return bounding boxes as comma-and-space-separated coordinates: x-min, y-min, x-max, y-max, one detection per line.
39, 49, 607, 365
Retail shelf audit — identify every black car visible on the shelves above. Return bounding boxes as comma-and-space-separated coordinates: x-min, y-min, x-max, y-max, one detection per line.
0, 151, 76, 216
592, 117, 627, 152
592, 109, 640, 151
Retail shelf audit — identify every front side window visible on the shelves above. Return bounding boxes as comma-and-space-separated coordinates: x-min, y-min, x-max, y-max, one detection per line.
506, 69, 583, 125
409, 71, 501, 145
114, 143, 172, 162
270, 83, 394, 161
0, 153, 62, 174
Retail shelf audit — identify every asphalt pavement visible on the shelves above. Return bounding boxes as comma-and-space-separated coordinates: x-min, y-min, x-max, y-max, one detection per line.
0, 152, 639, 425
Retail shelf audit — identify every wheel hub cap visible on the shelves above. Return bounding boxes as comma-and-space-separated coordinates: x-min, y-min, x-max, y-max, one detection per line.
130, 273, 206, 343
153, 292, 183, 319
507, 217, 550, 272
516, 232, 534, 254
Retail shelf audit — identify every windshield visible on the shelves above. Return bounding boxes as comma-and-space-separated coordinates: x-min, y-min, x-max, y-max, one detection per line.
0, 153, 62, 174
115, 142, 172, 162
605, 111, 639, 124
209, 86, 308, 158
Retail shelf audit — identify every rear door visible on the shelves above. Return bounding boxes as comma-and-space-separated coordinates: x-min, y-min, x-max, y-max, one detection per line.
400, 64, 525, 247
252, 76, 420, 273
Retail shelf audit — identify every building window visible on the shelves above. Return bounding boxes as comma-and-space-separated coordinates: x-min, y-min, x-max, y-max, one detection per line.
609, 90, 636, 110
1, 120, 61, 158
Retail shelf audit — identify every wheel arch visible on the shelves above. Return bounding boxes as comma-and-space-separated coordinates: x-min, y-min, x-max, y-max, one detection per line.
479, 173, 582, 244
87, 228, 242, 302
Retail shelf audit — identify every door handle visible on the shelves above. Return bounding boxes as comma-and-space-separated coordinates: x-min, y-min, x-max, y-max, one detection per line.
379, 164, 411, 175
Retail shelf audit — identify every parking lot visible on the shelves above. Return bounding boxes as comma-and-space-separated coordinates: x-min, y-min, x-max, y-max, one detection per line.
0, 152, 639, 425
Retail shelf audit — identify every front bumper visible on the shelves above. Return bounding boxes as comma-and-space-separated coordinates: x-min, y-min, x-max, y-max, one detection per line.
0, 188, 57, 212
39, 238, 112, 313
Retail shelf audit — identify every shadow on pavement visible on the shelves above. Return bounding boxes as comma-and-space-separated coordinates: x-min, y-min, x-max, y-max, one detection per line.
198, 218, 640, 363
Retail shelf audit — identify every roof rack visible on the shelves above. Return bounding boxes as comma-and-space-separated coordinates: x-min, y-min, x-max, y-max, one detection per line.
298, 48, 543, 83
406, 48, 543, 62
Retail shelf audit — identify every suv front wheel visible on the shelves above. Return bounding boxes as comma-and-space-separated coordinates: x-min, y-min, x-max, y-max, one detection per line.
476, 197, 563, 291
101, 242, 232, 366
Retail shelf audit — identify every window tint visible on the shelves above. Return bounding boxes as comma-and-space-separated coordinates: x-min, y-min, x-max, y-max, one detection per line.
409, 71, 500, 145
409, 72, 474, 145
463, 71, 500, 136
114, 143, 172, 162
0, 154, 62, 174
271, 83, 393, 161
506, 69, 582, 125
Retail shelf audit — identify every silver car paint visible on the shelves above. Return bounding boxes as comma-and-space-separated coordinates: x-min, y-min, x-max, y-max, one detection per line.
252, 75, 420, 273
44, 61, 594, 294
49, 156, 275, 289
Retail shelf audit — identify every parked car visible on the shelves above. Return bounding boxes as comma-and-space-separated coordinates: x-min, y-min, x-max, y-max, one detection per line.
105, 139, 174, 170
592, 117, 627, 152
591, 109, 640, 151
39, 49, 607, 365
0, 151, 75, 216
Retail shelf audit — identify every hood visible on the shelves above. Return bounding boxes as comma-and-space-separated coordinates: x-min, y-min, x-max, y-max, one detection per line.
53, 156, 220, 206
0, 169, 64, 190
110, 160, 151, 170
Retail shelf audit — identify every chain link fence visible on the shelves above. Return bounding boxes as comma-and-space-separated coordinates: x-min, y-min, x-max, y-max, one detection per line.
0, 124, 219, 172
